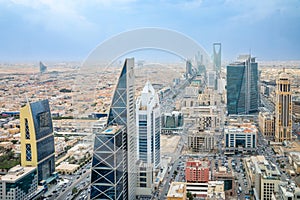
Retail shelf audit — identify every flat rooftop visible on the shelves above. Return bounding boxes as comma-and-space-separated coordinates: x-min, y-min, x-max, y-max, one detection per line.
102, 125, 123, 135
0, 165, 36, 182
167, 182, 185, 198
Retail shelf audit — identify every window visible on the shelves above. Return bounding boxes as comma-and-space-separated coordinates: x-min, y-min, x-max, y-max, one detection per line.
26, 144, 32, 161
25, 119, 30, 139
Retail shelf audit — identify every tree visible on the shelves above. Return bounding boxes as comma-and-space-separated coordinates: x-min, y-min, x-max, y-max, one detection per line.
187, 192, 194, 200
72, 187, 78, 194
174, 170, 178, 176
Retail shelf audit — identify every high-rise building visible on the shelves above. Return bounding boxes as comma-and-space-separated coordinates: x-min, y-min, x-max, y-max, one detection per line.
90, 125, 126, 200
91, 58, 136, 199
136, 160, 154, 199
136, 81, 161, 168
213, 43, 221, 72
207, 70, 217, 89
258, 111, 275, 138
39, 61, 47, 74
20, 99, 55, 183
186, 60, 193, 78
226, 55, 258, 115
275, 70, 292, 142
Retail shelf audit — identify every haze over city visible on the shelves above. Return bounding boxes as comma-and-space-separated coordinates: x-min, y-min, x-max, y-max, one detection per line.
0, 0, 300, 61
1, 1, 300, 200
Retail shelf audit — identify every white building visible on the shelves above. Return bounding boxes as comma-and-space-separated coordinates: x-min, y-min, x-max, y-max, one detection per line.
136, 81, 161, 169
224, 123, 257, 153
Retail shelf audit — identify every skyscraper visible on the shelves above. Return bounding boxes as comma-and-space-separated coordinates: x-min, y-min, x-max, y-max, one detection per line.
20, 99, 55, 183
186, 59, 193, 78
90, 125, 126, 200
275, 70, 292, 142
91, 58, 136, 199
136, 81, 161, 169
226, 55, 258, 115
39, 61, 47, 74
213, 43, 221, 72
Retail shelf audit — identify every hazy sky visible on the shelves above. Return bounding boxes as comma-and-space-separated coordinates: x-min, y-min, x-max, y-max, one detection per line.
0, 0, 300, 62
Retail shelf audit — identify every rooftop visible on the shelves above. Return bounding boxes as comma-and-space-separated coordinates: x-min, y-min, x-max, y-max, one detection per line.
167, 182, 186, 198
0, 165, 36, 182
102, 125, 123, 135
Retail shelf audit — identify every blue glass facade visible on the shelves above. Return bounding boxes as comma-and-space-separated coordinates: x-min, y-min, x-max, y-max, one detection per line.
226, 57, 258, 115
90, 126, 126, 200
30, 100, 53, 140
30, 99, 55, 182
91, 58, 136, 200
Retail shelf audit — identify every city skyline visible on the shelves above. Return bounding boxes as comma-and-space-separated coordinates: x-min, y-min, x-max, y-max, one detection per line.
0, 0, 300, 61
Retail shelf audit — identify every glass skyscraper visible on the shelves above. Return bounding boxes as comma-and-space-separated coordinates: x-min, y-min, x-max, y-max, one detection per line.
226, 55, 258, 115
20, 99, 55, 183
91, 58, 136, 199
90, 125, 126, 200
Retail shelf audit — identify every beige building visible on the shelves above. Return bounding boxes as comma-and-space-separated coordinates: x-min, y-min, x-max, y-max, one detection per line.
136, 161, 154, 198
0, 142, 13, 150
67, 143, 92, 161
275, 71, 292, 142
288, 152, 300, 175
259, 112, 275, 138
244, 155, 281, 200
185, 181, 225, 199
188, 130, 215, 152
167, 182, 187, 200
56, 162, 80, 175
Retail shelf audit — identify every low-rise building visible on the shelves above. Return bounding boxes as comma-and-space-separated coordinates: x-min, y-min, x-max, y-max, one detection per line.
188, 130, 215, 152
288, 152, 300, 175
224, 123, 257, 154
0, 165, 40, 200
67, 143, 92, 161
167, 182, 186, 200
185, 159, 210, 183
0, 142, 13, 150
213, 166, 235, 196
54, 137, 66, 157
56, 162, 80, 175
185, 181, 225, 199
272, 181, 300, 200
244, 155, 281, 200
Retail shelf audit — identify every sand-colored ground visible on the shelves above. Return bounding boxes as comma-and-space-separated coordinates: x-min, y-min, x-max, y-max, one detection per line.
160, 135, 181, 155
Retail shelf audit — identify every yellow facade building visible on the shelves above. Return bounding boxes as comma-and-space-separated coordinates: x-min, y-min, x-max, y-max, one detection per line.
20, 99, 56, 183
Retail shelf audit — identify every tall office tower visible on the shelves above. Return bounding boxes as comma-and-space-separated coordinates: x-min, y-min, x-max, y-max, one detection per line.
20, 99, 55, 183
39, 61, 47, 73
275, 70, 292, 142
213, 43, 221, 71
226, 55, 258, 115
207, 70, 217, 89
107, 58, 136, 199
136, 81, 161, 169
186, 59, 193, 78
90, 125, 126, 200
